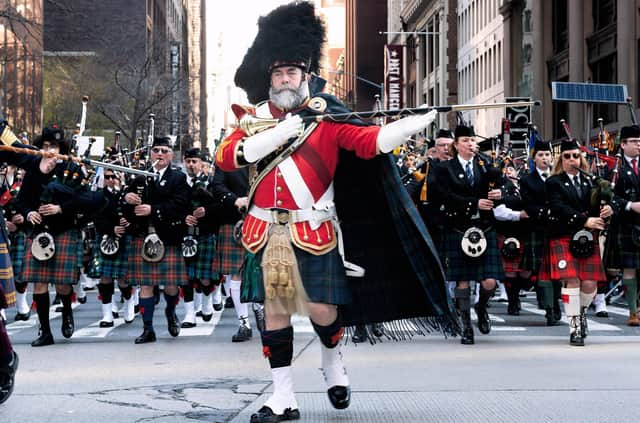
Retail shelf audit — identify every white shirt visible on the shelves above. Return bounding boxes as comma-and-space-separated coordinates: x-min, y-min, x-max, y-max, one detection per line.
457, 155, 473, 177
536, 167, 549, 181
153, 166, 168, 181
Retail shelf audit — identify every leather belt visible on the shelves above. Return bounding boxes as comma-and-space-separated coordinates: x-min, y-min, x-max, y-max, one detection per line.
249, 204, 336, 229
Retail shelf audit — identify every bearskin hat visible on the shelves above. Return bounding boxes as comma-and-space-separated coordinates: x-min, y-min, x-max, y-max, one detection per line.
234, 1, 326, 104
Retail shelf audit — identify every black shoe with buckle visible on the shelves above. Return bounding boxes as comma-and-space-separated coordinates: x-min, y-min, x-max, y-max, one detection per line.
165, 308, 181, 337
250, 406, 300, 423
328, 385, 351, 409
232, 322, 252, 342
580, 308, 589, 338
225, 296, 234, 309
0, 351, 19, 405
570, 331, 584, 346
99, 320, 114, 328
61, 310, 74, 338
135, 327, 157, 344
14, 311, 30, 321
31, 328, 54, 347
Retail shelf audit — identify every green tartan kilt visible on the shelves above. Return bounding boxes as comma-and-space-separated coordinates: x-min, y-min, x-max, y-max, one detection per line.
603, 223, 640, 270
98, 234, 131, 279
440, 227, 504, 281
9, 231, 26, 282
185, 233, 218, 281
125, 236, 187, 286
520, 230, 546, 273
214, 224, 245, 275
23, 229, 81, 285
241, 244, 350, 305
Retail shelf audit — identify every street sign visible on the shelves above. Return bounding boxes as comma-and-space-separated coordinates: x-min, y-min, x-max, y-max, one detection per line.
552, 82, 628, 104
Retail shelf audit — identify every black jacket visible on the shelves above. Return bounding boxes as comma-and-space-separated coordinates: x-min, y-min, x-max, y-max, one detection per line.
94, 187, 123, 237
123, 165, 189, 245
211, 167, 249, 225
519, 168, 549, 229
186, 173, 221, 235
611, 158, 640, 227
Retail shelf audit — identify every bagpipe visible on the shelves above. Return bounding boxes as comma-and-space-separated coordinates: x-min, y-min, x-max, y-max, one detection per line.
182, 174, 215, 258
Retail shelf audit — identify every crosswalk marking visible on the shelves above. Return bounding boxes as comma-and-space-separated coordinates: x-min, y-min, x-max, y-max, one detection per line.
520, 302, 622, 331
72, 317, 129, 338
6, 302, 81, 336
604, 305, 632, 317
178, 309, 224, 337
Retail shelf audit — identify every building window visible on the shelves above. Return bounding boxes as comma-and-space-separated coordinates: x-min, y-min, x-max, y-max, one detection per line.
552, 0, 568, 53
591, 53, 617, 124
592, 0, 616, 32
434, 14, 440, 69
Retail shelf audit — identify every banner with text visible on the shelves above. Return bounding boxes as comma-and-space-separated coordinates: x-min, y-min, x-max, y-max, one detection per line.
384, 44, 403, 110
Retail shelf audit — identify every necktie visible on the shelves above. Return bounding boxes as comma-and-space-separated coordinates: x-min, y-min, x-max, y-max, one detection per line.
541, 172, 549, 180
633, 159, 638, 176
573, 176, 582, 197
465, 162, 474, 186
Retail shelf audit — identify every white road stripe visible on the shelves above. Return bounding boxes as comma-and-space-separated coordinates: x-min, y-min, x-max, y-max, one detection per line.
520, 302, 621, 331
604, 305, 633, 317
470, 308, 506, 323
6, 302, 80, 335
178, 309, 224, 337
72, 317, 129, 338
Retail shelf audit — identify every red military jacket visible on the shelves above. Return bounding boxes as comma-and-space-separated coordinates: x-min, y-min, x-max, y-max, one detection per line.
216, 98, 381, 254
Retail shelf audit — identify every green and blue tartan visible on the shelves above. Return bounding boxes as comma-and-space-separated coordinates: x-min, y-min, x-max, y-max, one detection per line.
98, 235, 130, 279
441, 227, 504, 281
8, 231, 26, 282
23, 229, 81, 285
603, 223, 640, 270
520, 230, 546, 273
243, 244, 350, 305
214, 224, 245, 275
125, 235, 187, 286
185, 233, 218, 281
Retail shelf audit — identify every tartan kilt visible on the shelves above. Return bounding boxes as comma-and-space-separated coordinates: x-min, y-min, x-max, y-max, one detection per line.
0, 237, 16, 307
243, 244, 350, 305
440, 227, 504, 281
98, 235, 131, 279
539, 236, 606, 281
603, 223, 640, 270
496, 233, 524, 273
9, 231, 26, 282
185, 233, 218, 281
214, 224, 245, 275
520, 230, 546, 273
23, 229, 81, 285
125, 236, 187, 286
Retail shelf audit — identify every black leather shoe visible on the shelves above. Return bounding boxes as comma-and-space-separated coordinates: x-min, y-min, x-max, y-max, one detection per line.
134, 327, 157, 344
460, 325, 474, 345
351, 325, 367, 343
225, 296, 234, 309
328, 385, 351, 409
77, 296, 87, 304
232, 324, 252, 342
55, 306, 63, 313
14, 311, 30, 321
371, 323, 384, 338
201, 312, 213, 322
181, 321, 196, 328
595, 310, 609, 318
99, 320, 114, 328
250, 405, 300, 423
569, 332, 584, 346
165, 308, 180, 337
195, 310, 203, 317
213, 302, 223, 312
475, 304, 491, 334
0, 351, 19, 405
31, 330, 54, 347
61, 310, 74, 338
112, 311, 120, 319
507, 302, 520, 316
545, 308, 557, 326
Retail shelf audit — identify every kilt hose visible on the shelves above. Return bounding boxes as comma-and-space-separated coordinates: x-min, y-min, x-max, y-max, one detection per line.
496, 233, 524, 274
214, 224, 245, 276
440, 227, 505, 281
185, 233, 218, 281
603, 223, 640, 270
0, 234, 16, 307
125, 235, 187, 286
244, 244, 350, 305
538, 236, 606, 282
8, 231, 25, 283
520, 230, 546, 274
23, 229, 81, 286
98, 235, 131, 279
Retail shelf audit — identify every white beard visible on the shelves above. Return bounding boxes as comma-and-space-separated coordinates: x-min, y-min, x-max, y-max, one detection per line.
269, 80, 309, 111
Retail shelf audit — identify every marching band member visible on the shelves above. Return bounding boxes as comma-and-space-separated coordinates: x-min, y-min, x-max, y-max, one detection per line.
540, 139, 619, 346
603, 125, 640, 326
211, 166, 257, 341
94, 168, 135, 326
123, 136, 190, 344
216, 3, 456, 421
434, 126, 503, 345
181, 147, 220, 329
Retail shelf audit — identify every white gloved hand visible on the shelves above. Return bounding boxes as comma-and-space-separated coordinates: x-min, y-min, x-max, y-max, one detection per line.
243, 114, 304, 163
376, 109, 438, 153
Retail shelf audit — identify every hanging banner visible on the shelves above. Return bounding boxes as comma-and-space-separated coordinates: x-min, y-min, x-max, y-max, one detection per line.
384, 44, 403, 110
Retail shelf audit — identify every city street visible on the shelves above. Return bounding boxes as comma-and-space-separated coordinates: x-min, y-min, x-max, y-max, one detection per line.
1, 290, 639, 422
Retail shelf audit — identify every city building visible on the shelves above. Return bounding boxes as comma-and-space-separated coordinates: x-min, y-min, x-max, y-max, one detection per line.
0, 1, 43, 137
186, 0, 207, 149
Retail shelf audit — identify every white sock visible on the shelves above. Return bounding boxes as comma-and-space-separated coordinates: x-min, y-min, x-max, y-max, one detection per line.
230, 279, 250, 327
194, 292, 203, 313
321, 344, 349, 388
16, 291, 30, 314
580, 289, 596, 309
264, 366, 298, 414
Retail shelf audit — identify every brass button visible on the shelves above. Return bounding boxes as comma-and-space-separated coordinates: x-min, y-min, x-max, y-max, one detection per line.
277, 172, 282, 177
276, 186, 283, 192
276, 200, 283, 207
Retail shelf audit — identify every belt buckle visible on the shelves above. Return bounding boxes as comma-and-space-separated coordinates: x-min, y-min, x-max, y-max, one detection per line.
271, 209, 289, 224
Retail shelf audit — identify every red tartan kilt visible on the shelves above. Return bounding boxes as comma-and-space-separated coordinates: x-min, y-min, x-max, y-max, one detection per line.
125, 236, 187, 286
538, 236, 606, 281
23, 230, 80, 285
496, 234, 524, 273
